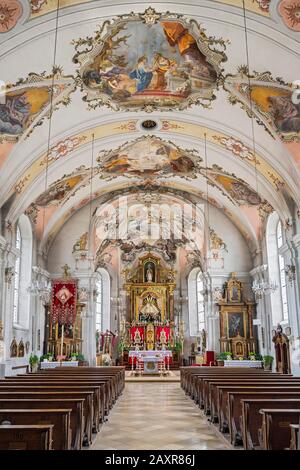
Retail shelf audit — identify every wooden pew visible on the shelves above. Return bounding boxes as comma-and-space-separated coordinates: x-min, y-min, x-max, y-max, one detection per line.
0, 391, 93, 447
259, 409, 300, 450
289, 424, 299, 450
207, 377, 300, 420
240, 397, 300, 449
0, 383, 97, 438
0, 424, 53, 450
0, 398, 84, 450
180, 367, 270, 396
217, 385, 300, 435
181, 368, 272, 400
0, 408, 71, 450
2, 379, 105, 428
203, 375, 293, 414
34, 371, 119, 412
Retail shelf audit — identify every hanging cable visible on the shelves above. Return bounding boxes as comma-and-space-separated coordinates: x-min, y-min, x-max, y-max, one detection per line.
242, 0, 259, 198
204, 133, 210, 276
41, 0, 61, 248
88, 133, 95, 262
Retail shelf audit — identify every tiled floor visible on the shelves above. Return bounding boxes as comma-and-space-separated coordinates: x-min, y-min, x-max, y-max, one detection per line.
91, 382, 229, 450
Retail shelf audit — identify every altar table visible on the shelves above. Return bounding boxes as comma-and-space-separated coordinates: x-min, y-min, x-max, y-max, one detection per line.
129, 350, 172, 374
224, 360, 262, 368
40, 361, 78, 369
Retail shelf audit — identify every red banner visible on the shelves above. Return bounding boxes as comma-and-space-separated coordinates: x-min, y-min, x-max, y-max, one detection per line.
130, 327, 145, 342
51, 279, 77, 325
156, 326, 170, 342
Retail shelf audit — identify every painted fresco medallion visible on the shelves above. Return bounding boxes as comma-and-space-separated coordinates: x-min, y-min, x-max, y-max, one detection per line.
0, 71, 76, 142
0, 0, 22, 33
278, 0, 300, 31
225, 70, 300, 142
73, 8, 227, 111
205, 167, 262, 206
96, 136, 201, 179
35, 174, 85, 207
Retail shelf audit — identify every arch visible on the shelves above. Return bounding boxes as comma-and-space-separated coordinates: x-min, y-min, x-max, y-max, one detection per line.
95, 267, 111, 332
13, 214, 32, 329
188, 267, 205, 337
266, 211, 289, 326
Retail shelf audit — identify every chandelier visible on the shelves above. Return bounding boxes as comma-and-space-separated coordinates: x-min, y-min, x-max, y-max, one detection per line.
28, 267, 51, 302
252, 279, 277, 299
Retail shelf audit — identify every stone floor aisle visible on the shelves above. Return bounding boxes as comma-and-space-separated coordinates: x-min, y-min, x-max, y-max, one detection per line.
91, 382, 229, 450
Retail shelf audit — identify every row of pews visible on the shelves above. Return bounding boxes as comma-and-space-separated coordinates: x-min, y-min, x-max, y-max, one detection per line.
181, 366, 300, 450
0, 366, 125, 450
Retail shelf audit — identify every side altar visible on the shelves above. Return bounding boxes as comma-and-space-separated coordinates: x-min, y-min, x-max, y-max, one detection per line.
120, 253, 180, 371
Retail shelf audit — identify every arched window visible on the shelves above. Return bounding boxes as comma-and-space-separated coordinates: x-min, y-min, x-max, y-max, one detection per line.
188, 268, 205, 336
95, 268, 110, 332
197, 271, 205, 332
276, 221, 289, 321
13, 215, 33, 328
266, 212, 289, 325
95, 274, 103, 332
13, 225, 21, 324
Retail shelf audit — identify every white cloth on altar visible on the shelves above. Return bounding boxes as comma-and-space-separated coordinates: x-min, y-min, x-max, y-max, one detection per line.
129, 350, 172, 360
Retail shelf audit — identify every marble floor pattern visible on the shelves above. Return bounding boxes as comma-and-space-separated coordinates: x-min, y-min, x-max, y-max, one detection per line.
91, 382, 229, 450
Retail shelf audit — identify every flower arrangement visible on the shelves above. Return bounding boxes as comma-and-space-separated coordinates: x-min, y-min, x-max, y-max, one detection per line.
40, 353, 53, 362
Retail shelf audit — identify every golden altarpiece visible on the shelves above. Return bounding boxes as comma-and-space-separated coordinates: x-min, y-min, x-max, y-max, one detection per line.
218, 273, 256, 358
123, 253, 176, 351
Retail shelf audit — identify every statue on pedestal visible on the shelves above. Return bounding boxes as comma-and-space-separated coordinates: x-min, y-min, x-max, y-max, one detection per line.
134, 329, 142, 350
201, 328, 207, 353
160, 329, 167, 350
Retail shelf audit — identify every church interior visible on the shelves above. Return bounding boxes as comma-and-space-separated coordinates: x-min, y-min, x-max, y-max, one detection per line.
0, 0, 300, 452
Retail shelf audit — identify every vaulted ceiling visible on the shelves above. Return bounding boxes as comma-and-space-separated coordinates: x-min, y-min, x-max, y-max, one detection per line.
0, 0, 299, 255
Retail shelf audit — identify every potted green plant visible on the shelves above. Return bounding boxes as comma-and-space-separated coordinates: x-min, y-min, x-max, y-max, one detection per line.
29, 354, 39, 373
249, 352, 256, 361
40, 353, 53, 362
225, 351, 232, 361
216, 352, 228, 366
70, 353, 85, 364
263, 355, 274, 371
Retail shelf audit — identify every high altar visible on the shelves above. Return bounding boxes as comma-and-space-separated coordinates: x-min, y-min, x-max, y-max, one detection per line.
123, 253, 176, 364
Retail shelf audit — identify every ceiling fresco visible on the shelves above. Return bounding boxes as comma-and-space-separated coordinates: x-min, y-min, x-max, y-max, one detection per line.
73, 9, 227, 111
96, 136, 202, 179
225, 69, 300, 142
0, 70, 76, 167
27, 1, 273, 19
0, 2, 299, 255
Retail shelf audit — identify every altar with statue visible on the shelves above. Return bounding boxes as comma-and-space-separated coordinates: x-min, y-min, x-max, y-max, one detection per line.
120, 253, 181, 374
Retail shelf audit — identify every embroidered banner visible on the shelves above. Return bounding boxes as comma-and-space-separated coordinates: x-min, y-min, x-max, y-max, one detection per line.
51, 279, 78, 325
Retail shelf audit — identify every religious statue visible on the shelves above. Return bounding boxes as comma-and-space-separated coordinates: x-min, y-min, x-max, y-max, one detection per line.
200, 329, 206, 353
62, 264, 71, 278
139, 293, 160, 321
146, 266, 153, 282
160, 329, 167, 350
134, 329, 142, 348
72, 232, 88, 252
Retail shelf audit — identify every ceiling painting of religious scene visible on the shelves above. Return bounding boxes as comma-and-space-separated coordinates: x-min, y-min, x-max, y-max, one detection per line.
73, 8, 227, 111
94, 191, 206, 266
203, 165, 273, 212
224, 70, 300, 142
0, 70, 76, 168
24, 171, 87, 227
96, 136, 202, 179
